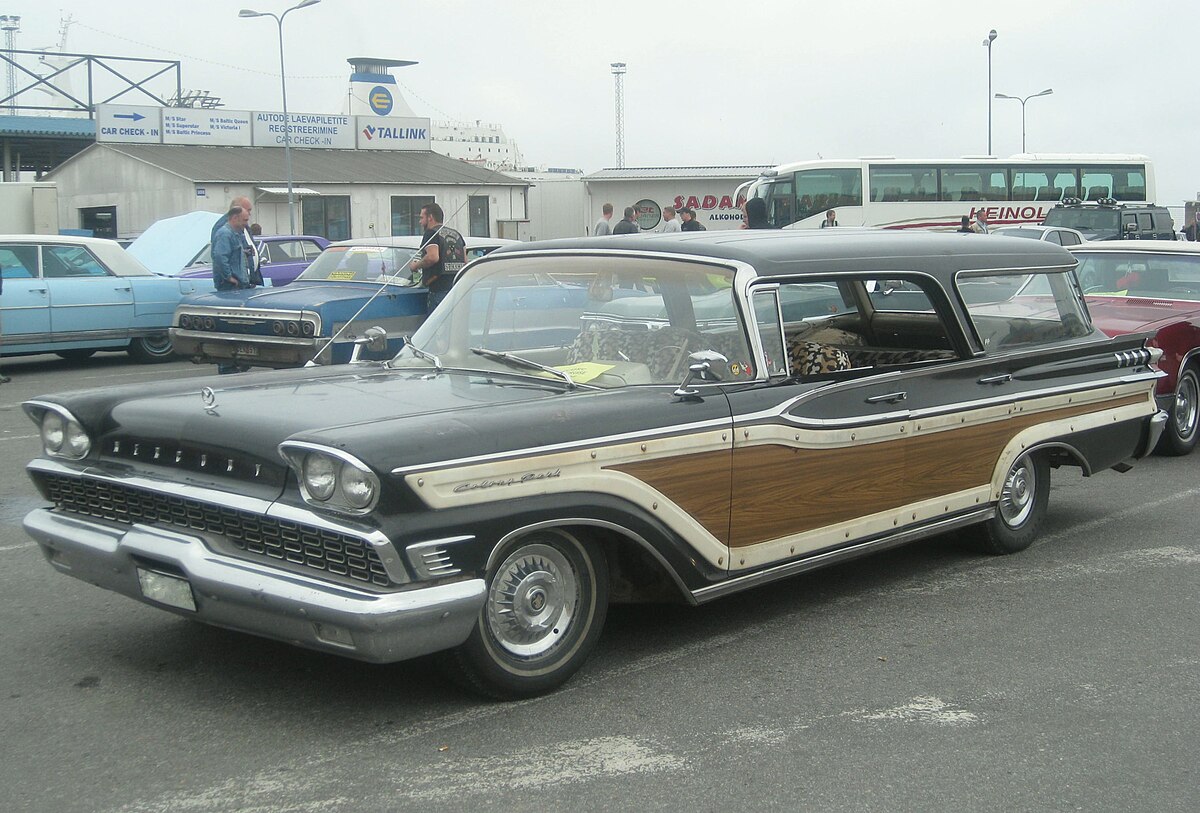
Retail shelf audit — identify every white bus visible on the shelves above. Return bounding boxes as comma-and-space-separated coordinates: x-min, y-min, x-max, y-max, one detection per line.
745, 154, 1155, 231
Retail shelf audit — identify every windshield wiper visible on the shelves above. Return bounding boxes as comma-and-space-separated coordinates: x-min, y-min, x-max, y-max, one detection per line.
470, 347, 576, 389
398, 336, 443, 372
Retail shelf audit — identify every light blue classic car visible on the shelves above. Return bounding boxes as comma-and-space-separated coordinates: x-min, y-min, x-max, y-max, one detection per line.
0, 235, 214, 363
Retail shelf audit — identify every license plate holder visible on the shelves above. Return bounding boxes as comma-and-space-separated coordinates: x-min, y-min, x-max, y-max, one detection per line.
235, 343, 259, 357
136, 568, 197, 612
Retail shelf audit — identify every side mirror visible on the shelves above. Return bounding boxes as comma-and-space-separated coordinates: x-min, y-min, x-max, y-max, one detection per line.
673, 350, 728, 400
349, 326, 389, 363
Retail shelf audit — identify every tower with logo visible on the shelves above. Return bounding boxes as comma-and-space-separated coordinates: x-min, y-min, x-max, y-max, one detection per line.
346, 57, 418, 117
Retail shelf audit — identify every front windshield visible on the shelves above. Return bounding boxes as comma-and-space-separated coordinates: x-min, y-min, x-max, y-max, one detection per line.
1044, 207, 1119, 237
1075, 252, 1200, 300
296, 245, 419, 285
392, 255, 755, 388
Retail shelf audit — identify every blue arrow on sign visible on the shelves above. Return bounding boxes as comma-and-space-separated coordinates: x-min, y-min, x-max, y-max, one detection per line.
113, 112, 146, 122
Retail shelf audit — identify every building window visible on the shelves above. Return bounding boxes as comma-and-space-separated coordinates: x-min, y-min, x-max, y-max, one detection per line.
79, 206, 117, 240
469, 195, 490, 238
391, 195, 435, 236
302, 196, 351, 241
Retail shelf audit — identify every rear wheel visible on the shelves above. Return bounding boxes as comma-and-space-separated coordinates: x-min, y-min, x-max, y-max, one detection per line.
55, 349, 97, 362
127, 334, 175, 364
441, 529, 609, 699
969, 451, 1050, 555
1157, 366, 1199, 456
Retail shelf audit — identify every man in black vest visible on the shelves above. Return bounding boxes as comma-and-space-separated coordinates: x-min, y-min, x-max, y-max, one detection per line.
409, 202, 467, 314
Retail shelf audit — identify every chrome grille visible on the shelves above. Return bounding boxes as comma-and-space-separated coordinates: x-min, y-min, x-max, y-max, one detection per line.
37, 472, 393, 589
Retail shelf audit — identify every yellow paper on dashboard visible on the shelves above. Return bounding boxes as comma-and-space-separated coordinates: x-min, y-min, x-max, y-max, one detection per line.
554, 362, 616, 383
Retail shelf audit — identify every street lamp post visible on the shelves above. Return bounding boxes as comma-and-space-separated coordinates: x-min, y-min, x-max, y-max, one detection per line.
994, 89, 1054, 153
982, 29, 997, 155
239, 0, 321, 235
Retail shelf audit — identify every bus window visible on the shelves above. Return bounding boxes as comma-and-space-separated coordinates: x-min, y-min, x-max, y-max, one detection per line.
1011, 166, 1078, 202
868, 165, 937, 203
793, 169, 862, 222
940, 166, 1008, 202
1080, 165, 1147, 202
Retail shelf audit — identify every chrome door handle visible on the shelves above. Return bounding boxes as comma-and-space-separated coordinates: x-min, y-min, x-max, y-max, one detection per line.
977, 373, 1012, 385
866, 391, 907, 404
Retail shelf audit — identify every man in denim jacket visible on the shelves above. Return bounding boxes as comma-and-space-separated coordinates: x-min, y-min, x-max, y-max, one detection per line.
212, 205, 251, 291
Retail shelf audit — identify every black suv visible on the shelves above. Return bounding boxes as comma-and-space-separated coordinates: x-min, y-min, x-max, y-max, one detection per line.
1043, 199, 1176, 241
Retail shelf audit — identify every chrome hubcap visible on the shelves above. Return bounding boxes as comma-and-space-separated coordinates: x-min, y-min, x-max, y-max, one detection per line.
1174, 374, 1198, 439
999, 455, 1035, 527
486, 543, 578, 658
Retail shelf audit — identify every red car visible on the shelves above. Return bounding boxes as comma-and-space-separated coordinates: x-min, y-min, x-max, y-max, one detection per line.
1071, 241, 1200, 455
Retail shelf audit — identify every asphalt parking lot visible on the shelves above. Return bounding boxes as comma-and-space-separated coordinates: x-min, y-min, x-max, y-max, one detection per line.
0, 352, 1197, 813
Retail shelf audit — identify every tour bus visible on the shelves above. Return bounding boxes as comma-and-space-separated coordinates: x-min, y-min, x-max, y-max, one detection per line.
744, 154, 1154, 231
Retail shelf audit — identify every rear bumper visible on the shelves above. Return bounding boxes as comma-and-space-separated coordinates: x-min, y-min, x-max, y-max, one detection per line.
1137, 410, 1169, 458
24, 508, 485, 664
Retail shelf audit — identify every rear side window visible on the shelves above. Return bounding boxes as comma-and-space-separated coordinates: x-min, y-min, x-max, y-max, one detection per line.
960, 271, 1091, 350
0, 245, 38, 278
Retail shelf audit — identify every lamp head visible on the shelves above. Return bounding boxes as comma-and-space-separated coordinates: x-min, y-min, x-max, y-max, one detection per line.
988, 29, 998, 42
238, 9, 263, 17
296, 0, 321, 8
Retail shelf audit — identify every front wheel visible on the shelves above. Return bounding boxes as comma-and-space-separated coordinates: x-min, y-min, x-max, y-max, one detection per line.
442, 529, 609, 699
969, 451, 1050, 555
1157, 367, 1199, 456
127, 334, 175, 364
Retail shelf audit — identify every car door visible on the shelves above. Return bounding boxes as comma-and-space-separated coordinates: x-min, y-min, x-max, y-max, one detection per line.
42, 244, 135, 338
720, 277, 956, 569
0, 243, 51, 343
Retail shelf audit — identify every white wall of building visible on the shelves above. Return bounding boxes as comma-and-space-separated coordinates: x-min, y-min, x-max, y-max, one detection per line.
584, 176, 759, 232
0, 182, 59, 233
508, 173, 588, 241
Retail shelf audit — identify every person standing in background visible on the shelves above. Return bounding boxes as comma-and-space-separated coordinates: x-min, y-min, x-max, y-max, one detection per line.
613, 206, 640, 235
409, 202, 467, 315
594, 203, 614, 236
679, 207, 705, 231
212, 205, 252, 374
660, 206, 681, 233
820, 209, 838, 228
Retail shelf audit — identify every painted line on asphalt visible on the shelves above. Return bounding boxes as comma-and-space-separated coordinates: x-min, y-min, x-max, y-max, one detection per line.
0, 434, 38, 442
0, 542, 34, 552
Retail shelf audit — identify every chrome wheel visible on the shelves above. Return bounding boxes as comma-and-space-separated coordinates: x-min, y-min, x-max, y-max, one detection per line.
998, 454, 1036, 528
1173, 372, 1198, 440
486, 543, 578, 658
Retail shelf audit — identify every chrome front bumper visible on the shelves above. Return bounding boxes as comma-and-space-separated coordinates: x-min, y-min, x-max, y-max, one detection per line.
24, 508, 485, 663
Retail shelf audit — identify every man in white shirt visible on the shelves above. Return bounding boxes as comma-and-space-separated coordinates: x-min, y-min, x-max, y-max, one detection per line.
660, 206, 681, 233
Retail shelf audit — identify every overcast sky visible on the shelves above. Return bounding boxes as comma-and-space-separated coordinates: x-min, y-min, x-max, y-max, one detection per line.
6, 1, 1196, 204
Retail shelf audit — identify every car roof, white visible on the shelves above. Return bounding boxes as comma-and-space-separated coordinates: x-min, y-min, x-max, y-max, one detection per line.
1068, 241, 1200, 255
0, 233, 122, 246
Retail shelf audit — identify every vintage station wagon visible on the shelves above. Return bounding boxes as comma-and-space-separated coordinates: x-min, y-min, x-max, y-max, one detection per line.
22, 230, 1165, 698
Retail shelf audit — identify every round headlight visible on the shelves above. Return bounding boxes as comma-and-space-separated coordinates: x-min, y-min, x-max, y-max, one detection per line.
203, 316, 216, 330
272, 321, 285, 336
180, 314, 193, 329
302, 454, 337, 501
339, 463, 376, 509
286, 321, 300, 337
301, 321, 315, 337
41, 412, 65, 453
64, 421, 91, 458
